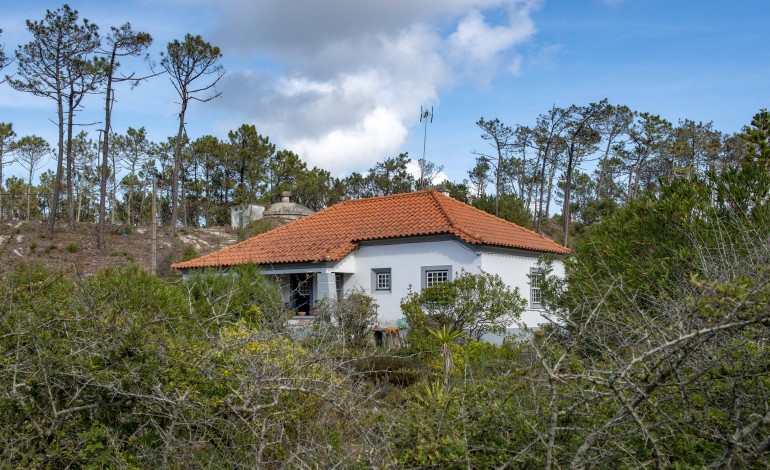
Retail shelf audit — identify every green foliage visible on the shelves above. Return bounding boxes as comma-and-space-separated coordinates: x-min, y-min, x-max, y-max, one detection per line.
553, 160, 770, 333
741, 108, 770, 163
180, 242, 199, 261
389, 346, 545, 469
184, 263, 284, 331
351, 353, 425, 389
227, 124, 274, 203
523, 146, 770, 467
235, 218, 275, 241
0, 263, 367, 467
0, 264, 182, 466
401, 270, 526, 346
315, 289, 379, 349
440, 180, 471, 203
338, 153, 415, 200
2, 107, 769, 467
391, 120, 770, 468
428, 325, 462, 387
471, 193, 533, 228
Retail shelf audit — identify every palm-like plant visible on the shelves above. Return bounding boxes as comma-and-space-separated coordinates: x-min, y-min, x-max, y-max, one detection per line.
428, 325, 462, 389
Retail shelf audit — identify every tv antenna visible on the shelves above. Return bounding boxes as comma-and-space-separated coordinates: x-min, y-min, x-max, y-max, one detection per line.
420, 105, 434, 163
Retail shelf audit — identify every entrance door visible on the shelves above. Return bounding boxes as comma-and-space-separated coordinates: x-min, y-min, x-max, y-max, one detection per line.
290, 274, 313, 315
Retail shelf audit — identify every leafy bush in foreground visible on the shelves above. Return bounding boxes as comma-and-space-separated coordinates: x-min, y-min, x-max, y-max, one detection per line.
0, 263, 378, 468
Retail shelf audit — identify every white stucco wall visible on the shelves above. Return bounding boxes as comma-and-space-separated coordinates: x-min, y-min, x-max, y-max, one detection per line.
331, 252, 356, 274
479, 250, 565, 327
258, 237, 567, 330
342, 238, 481, 325
334, 239, 566, 328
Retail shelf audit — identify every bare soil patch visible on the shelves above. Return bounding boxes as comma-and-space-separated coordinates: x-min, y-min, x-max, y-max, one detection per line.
0, 221, 236, 277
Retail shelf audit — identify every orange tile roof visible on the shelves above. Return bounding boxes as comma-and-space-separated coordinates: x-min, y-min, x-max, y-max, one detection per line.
172, 190, 570, 269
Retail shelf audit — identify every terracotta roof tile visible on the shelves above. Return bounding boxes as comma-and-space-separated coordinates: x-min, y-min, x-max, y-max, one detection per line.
172, 190, 570, 269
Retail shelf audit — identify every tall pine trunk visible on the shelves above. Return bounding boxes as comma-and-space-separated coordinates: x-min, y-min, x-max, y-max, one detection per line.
47, 88, 65, 240
26, 167, 33, 221
111, 149, 117, 225
0, 138, 4, 220
99, 57, 115, 249
127, 187, 133, 226
535, 144, 551, 233
169, 97, 187, 238
76, 189, 82, 223
562, 142, 576, 247
545, 154, 557, 225
66, 90, 76, 230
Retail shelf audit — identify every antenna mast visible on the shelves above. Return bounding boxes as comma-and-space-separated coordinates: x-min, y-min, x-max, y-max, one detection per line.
417, 106, 435, 189
420, 105, 433, 163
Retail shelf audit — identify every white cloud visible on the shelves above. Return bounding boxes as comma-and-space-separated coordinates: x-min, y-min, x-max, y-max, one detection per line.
448, 6, 535, 66
278, 77, 336, 98
287, 107, 408, 174
406, 159, 449, 186
208, 0, 541, 174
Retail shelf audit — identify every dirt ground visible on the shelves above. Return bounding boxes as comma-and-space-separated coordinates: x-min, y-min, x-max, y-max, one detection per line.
0, 221, 237, 277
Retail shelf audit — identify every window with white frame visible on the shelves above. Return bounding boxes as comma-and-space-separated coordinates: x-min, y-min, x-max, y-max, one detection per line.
371, 268, 391, 292
425, 270, 448, 287
530, 268, 543, 308
377, 272, 390, 290
421, 265, 452, 289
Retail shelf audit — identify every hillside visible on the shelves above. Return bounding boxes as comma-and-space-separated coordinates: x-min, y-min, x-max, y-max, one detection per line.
0, 221, 237, 277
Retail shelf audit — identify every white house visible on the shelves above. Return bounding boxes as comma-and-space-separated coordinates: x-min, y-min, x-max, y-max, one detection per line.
173, 189, 570, 329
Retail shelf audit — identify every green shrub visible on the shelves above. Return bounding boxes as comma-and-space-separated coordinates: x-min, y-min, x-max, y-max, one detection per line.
0, 263, 360, 467
184, 263, 284, 331
236, 219, 275, 241
315, 289, 379, 349
351, 354, 425, 388
181, 243, 199, 262
401, 270, 525, 347
66, 242, 78, 253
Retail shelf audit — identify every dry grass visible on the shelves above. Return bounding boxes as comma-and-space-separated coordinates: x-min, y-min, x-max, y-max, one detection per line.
0, 221, 236, 277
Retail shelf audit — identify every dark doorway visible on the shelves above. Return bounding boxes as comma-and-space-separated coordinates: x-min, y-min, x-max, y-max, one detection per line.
290, 274, 313, 315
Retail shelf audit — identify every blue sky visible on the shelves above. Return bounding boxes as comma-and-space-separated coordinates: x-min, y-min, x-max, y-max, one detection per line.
1, 0, 768, 185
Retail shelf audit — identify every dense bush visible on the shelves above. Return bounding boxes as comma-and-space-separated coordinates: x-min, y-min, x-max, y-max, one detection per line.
401, 270, 526, 346
0, 263, 379, 467
2, 130, 770, 466
183, 262, 285, 331
388, 132, 770, 468
314, 289, 379, 350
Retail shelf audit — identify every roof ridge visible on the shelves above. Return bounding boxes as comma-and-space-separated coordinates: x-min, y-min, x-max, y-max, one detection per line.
439, 192, 569, 251
173, 189, 570, 270
428, 190, 484, 243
